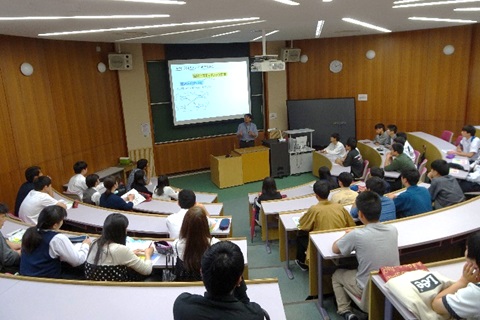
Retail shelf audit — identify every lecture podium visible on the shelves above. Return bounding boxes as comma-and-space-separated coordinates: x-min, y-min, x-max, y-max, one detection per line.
232, 146, 270, 183
210, 155, 243, 188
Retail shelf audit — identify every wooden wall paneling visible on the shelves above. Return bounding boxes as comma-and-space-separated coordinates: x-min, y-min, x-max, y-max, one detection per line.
466, 24, 480, 124
423, 26, 472, 136
142, 44, 166, 61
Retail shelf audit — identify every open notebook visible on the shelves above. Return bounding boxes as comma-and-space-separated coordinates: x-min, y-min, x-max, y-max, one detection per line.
121, 189, 146, 206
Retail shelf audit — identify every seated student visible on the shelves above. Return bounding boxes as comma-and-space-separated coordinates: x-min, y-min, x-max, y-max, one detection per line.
321, 132, 346, 158
318, 166, 339, 190
173, 206, 220, 281
350, 177, 396, 222
458, 158, 480, 193
126, 159, 150, 191
130, 170, 152, 196
20, 205, 91, 278
153, 175, 178, 201
432, 232, 480, 319
0, 203, 21, 273
385, 124, 397, 147
295, 181, 355, 271
14, 166, 42, 216
387, 169, 432, 218
428, 159, 465, 209
67, 161, 88, 199
447, 125, 480, 162
19, 176, 67, 225
167, 189, 210, 239
384, 143, 417, 173
85, 213, 153, 281
173, 241, 265, 320
395, 132, 415, 162
331, 172, 358, 205
370, 166, 391, 193
332, 191, 400, 320
82, 174, 101, 205
253, 177, 283, 222
373, 123, 389, 146
335, 138, 364, 178
99, 176, 135, 211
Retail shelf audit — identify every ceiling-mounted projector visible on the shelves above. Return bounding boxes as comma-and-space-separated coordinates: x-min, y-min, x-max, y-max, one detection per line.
251, 55, 285, 72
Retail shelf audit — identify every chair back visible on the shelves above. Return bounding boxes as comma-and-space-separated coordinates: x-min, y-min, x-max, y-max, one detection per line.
419, 167, 428, 183
454, 135, 462, 146
440, 130, 454, 143
413, 149, 421, 166
62, 191, 81, 202
418, 158, 428, 174
355, 160, 370, 181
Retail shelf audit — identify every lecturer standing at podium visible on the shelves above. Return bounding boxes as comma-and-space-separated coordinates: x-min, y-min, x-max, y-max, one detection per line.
237, 113, 258, 148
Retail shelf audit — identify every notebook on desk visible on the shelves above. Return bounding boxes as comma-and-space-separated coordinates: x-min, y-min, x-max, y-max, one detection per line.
122, 189, 146, 206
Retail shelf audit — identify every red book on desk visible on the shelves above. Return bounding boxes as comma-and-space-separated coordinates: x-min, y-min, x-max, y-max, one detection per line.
379, 261, 429, 282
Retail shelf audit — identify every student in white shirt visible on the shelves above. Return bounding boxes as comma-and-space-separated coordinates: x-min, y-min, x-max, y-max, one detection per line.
67, 161, 88, 198
321, 132, 346, 158
448, 125, 480, 161
153, 175, 179, 201
19, 176, 67, 225
395, 132, 416, 163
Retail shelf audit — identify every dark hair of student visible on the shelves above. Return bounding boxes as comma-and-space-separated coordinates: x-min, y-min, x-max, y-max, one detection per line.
374, 123, 385, 130
85, 174, 100, 188
103, 176, 117, 198
396, 132, 408, 140
401, 168, 420, 186
366, 177, 386, 196
337, 172, 353, 187
318, 166, 338, 190
136, 159, 148, 170
355, 191, 381, 222
244, 113, 253, 120
261, 177, 278, 196
462, 125, 476, 137
201, 241, 244, 296
346, 137, 357, 149
33, 176, 52, 191
155, 175, 170, 196
89, 213, 129, 266
133, 170, 146, 186
313, 180, 330, 200
391, 143, 404, 154
387, 124, 397, 133
178, 189, 196, 209
467, 232, 480, 266
370, 166, 385, 179
393, 136, 406, 145
0, 203, 8, 214
22, 206, 67, 254
430, 159, 449, 176
331, 132, 340, 141
73, 161, 88, 174
179, 206, 212, 273
25, 166, 41, 183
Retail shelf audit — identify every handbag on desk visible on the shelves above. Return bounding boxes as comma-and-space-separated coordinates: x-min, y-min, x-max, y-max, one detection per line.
154, 241, 175, 281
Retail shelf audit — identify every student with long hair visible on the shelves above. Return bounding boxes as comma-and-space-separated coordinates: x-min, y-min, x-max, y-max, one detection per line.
20, 205, 91, 278
253, 177, 283, 222
153, 175, 178, 201
173, 206, 219, 281
99, 176, 135, 211
318, 166, 339, 190
131, 170, 152, 196
85, 213, 153, 281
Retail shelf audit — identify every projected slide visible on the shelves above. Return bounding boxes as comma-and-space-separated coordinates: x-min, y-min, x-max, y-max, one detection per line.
169, 58, 251, 126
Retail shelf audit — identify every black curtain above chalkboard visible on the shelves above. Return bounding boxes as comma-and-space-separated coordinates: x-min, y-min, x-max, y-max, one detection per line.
147, 43, 264, 143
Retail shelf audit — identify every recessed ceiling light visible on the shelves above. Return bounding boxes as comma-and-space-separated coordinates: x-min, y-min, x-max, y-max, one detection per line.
211, 30, 241, 38
323, 0, 333, 2
251, 30, 279, 41
38, 17, 260, 37
342, 18, 392, 33
0, 15, 169, 21
274, 0, 300, 5
394, 0, 480, 9
120, 0, 185, 4
409, 16, 477, 23
454, 6, 480, 10
315, 20, 325, 38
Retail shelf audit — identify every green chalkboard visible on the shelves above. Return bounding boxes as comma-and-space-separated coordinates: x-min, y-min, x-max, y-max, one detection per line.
147, 59, 264, 143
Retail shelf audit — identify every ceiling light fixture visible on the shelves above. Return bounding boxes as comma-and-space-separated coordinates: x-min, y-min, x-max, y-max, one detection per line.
393, 0, 424, 4
121, 0, 185, 4
394, 0, 480, 9
38, 17, 260, 37
315, 20, 325, 38
454, 6, 480, 10
211, 30, 241, 38
0, 15, 169, 21
342, 18, 392, 33
251, 30, 279, 41
409, 16, 477, 23
274, 0, 300, 5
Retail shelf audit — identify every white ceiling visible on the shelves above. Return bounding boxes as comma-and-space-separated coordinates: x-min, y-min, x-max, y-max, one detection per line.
0, 0, 478, 44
